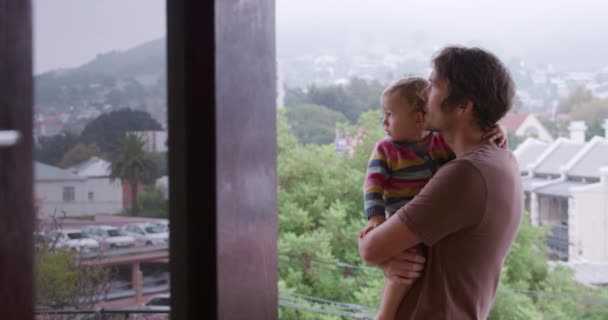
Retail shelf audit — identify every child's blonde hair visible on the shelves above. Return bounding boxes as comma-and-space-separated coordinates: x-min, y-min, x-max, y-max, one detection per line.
382, 77, 429, 113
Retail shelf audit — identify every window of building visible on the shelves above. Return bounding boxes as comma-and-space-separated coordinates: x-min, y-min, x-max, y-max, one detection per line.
63, 186, 75, 202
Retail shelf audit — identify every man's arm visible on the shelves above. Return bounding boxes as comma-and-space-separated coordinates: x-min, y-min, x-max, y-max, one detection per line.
358, 214, 420, 265
359, 159, 486, 265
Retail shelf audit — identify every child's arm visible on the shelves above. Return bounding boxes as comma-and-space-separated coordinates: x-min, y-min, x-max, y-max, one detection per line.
377, 245, 425, 319
376, 278, 412, 320
363, 142, 390, 222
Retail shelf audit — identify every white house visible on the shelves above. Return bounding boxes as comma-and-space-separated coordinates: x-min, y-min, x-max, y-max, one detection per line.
513, 138, 550, 176
35, 157, 123, 218
35, 162, 87, 218
515, 120, 608, 269
499, 113, 554, 142
66, 157, 123, 215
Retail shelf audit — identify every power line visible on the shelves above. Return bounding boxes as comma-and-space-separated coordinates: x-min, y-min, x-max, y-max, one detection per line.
279, 252, 379, 273
278, 299, 373, 320
280, 251, 608, 303
280, 291, 376, 313
501, 287, 607, 304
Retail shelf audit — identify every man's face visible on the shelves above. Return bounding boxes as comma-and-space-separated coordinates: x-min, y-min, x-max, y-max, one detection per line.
421, 70, 452, 132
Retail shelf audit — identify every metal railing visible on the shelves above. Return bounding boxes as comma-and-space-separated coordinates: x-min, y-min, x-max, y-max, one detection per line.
35, 309, 169, 320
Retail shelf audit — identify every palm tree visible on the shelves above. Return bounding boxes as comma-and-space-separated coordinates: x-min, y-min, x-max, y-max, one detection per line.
110, 134, 159, 216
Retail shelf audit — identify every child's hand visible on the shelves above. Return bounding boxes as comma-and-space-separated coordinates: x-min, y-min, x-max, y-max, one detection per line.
483, 124, 508, 149
359, 224, 376, 238
359, 215, 386, 238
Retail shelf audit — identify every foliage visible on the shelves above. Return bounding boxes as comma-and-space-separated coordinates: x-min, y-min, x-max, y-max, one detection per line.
35, 215, 110, 311
571, 99, 608, 123
557, 87, 594, 114
284, 77, 385, 123
35, 247, 111, 310
57, 143, 103, 168
539, 117, 568, 139
277, 108, 608, 319
110, 133, 159, 216
507, 130, 526, 151
80, 108, 162, 155
35, 132, 80, 166
285, 104, 347, 145
586, 118, 605, 141
137, 186, 168, 218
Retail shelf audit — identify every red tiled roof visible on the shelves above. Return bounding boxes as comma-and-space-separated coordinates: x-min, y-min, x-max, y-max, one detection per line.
37, 119, 62, 126
499, 113, 529, 131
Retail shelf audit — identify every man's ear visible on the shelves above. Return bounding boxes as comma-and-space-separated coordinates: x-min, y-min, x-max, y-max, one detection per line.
415, 111, 425, 124
457, 100, 474, 116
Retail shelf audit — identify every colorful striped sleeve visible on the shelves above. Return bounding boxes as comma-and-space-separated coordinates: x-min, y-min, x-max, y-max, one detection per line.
431, 132, 456, 161
363, 142, 389, 220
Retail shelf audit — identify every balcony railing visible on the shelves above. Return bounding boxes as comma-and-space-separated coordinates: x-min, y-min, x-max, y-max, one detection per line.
35, 309, 168, 320
546, 225, 569, 260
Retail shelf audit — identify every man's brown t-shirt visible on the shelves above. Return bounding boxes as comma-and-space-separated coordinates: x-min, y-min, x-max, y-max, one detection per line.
395, 142, 523, 319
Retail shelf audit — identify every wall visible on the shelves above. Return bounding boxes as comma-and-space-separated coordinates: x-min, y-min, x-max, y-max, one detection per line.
35, 178, 122, 217
571, 182, 608, 261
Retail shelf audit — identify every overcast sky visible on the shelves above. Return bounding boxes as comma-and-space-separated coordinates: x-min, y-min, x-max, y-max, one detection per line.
33, 0, 165, 73
34, 0, 608, 73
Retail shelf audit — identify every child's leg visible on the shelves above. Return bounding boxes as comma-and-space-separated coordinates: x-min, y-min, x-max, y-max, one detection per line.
375, 276, 410, 320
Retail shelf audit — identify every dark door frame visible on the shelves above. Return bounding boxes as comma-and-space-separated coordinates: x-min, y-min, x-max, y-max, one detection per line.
169, 0, 278, 319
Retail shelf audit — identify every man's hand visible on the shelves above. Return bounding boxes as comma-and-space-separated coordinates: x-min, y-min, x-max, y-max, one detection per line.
359, 215, 386, 238
379, 249, 426, 285
483, 124, 508, 149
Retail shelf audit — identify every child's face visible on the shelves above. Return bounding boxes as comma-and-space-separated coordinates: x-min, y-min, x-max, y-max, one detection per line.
381, 95, 426, 142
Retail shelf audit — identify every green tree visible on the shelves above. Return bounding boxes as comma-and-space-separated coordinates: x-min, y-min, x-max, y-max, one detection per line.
571, 99, 608, 122
507, 131, 525, 151
284, 86, 309, 107
557, 87, 594, 114
36, 247, 111, 310
80, 108, 162, 155
285, 77, 385, 123
57, 143, 103, 168
138, 186, 168, 218
586, 118, 605, 140
539, 117, 567, 138
285, 104, 347, 145
276, 106, 608, 319
110, 134, 159, 216
35, 132, 79, 166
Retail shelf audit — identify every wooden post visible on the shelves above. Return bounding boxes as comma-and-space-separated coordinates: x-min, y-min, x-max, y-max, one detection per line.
0, 0, 34, 319
168, 0, 277, 319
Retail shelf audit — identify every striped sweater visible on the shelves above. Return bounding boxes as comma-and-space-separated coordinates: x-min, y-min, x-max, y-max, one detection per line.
363, 132, 455, 219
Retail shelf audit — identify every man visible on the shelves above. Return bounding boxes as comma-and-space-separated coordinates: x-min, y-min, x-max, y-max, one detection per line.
358, 46, 523, 319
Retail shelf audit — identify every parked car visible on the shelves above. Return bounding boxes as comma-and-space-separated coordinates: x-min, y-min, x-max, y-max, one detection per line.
122, 223, 168, 246
82, 225, 136, 250
47, 229, 100, 253
152, 219, 169, 233
143, 293, 170, 311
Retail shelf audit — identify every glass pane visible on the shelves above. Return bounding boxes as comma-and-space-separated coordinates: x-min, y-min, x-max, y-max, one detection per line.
33, 1, 169, 318
277, 1, 608, 319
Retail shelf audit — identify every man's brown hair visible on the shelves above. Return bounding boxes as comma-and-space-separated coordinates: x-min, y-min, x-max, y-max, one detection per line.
432, 46, 515, 131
